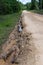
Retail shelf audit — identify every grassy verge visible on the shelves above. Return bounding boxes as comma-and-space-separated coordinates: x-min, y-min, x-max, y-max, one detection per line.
31, 10, 43, 15
0, 12, 21, 46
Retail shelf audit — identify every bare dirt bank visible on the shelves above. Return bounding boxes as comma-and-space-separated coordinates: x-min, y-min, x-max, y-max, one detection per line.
0, 10, 43, 65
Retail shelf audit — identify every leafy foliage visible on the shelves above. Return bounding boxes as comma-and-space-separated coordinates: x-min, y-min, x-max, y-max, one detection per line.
26, 0, 43, 10
30, 0, 36, 10
0, 0, 21, 14
26, 3, 31, 10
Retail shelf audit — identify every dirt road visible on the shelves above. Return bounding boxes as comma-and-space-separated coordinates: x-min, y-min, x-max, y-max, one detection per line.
21, 10, 43, 65
0, 10, 43, 65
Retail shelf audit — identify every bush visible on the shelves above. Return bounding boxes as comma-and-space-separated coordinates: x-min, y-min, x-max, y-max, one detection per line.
0, 0, 21, 15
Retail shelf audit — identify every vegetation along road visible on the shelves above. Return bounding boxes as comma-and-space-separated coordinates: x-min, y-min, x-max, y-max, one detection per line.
0, 10, 43, 65
0, 12, 21, 46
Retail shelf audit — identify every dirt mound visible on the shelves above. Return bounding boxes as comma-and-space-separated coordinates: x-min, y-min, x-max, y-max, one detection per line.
0, 17, 31, 65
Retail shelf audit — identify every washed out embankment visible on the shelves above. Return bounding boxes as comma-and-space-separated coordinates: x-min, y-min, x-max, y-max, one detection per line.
0, 14, 32, 65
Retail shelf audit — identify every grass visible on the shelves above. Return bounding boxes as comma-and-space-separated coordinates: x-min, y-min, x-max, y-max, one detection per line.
0, 12, 21, 46
31, 9, 43, 15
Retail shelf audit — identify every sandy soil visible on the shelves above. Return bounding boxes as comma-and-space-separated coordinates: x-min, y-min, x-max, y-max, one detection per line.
21, 10, 43, 65
0, 10, 43, 65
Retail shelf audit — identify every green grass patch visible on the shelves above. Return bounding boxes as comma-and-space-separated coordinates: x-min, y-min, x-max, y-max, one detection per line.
31, 10, 43, 15
0, 12, 21, 45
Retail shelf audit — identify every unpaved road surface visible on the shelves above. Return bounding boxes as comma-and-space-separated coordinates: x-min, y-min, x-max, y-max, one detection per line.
0, 10, 43, 65
21, 10, 43, 65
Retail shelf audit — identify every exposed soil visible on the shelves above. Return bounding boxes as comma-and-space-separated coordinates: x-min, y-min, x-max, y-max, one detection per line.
21, 10, 43, 65
0, 10, 43, 65
0, 14, 33, 65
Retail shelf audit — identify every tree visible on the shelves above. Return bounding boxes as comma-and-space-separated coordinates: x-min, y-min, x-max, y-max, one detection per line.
0, 0, 21, 15
42, 0, 43, 9
35, 0, 39, 10
26, 3, 31, 10
30, 0, 36, 10
39, 0, 43, 9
